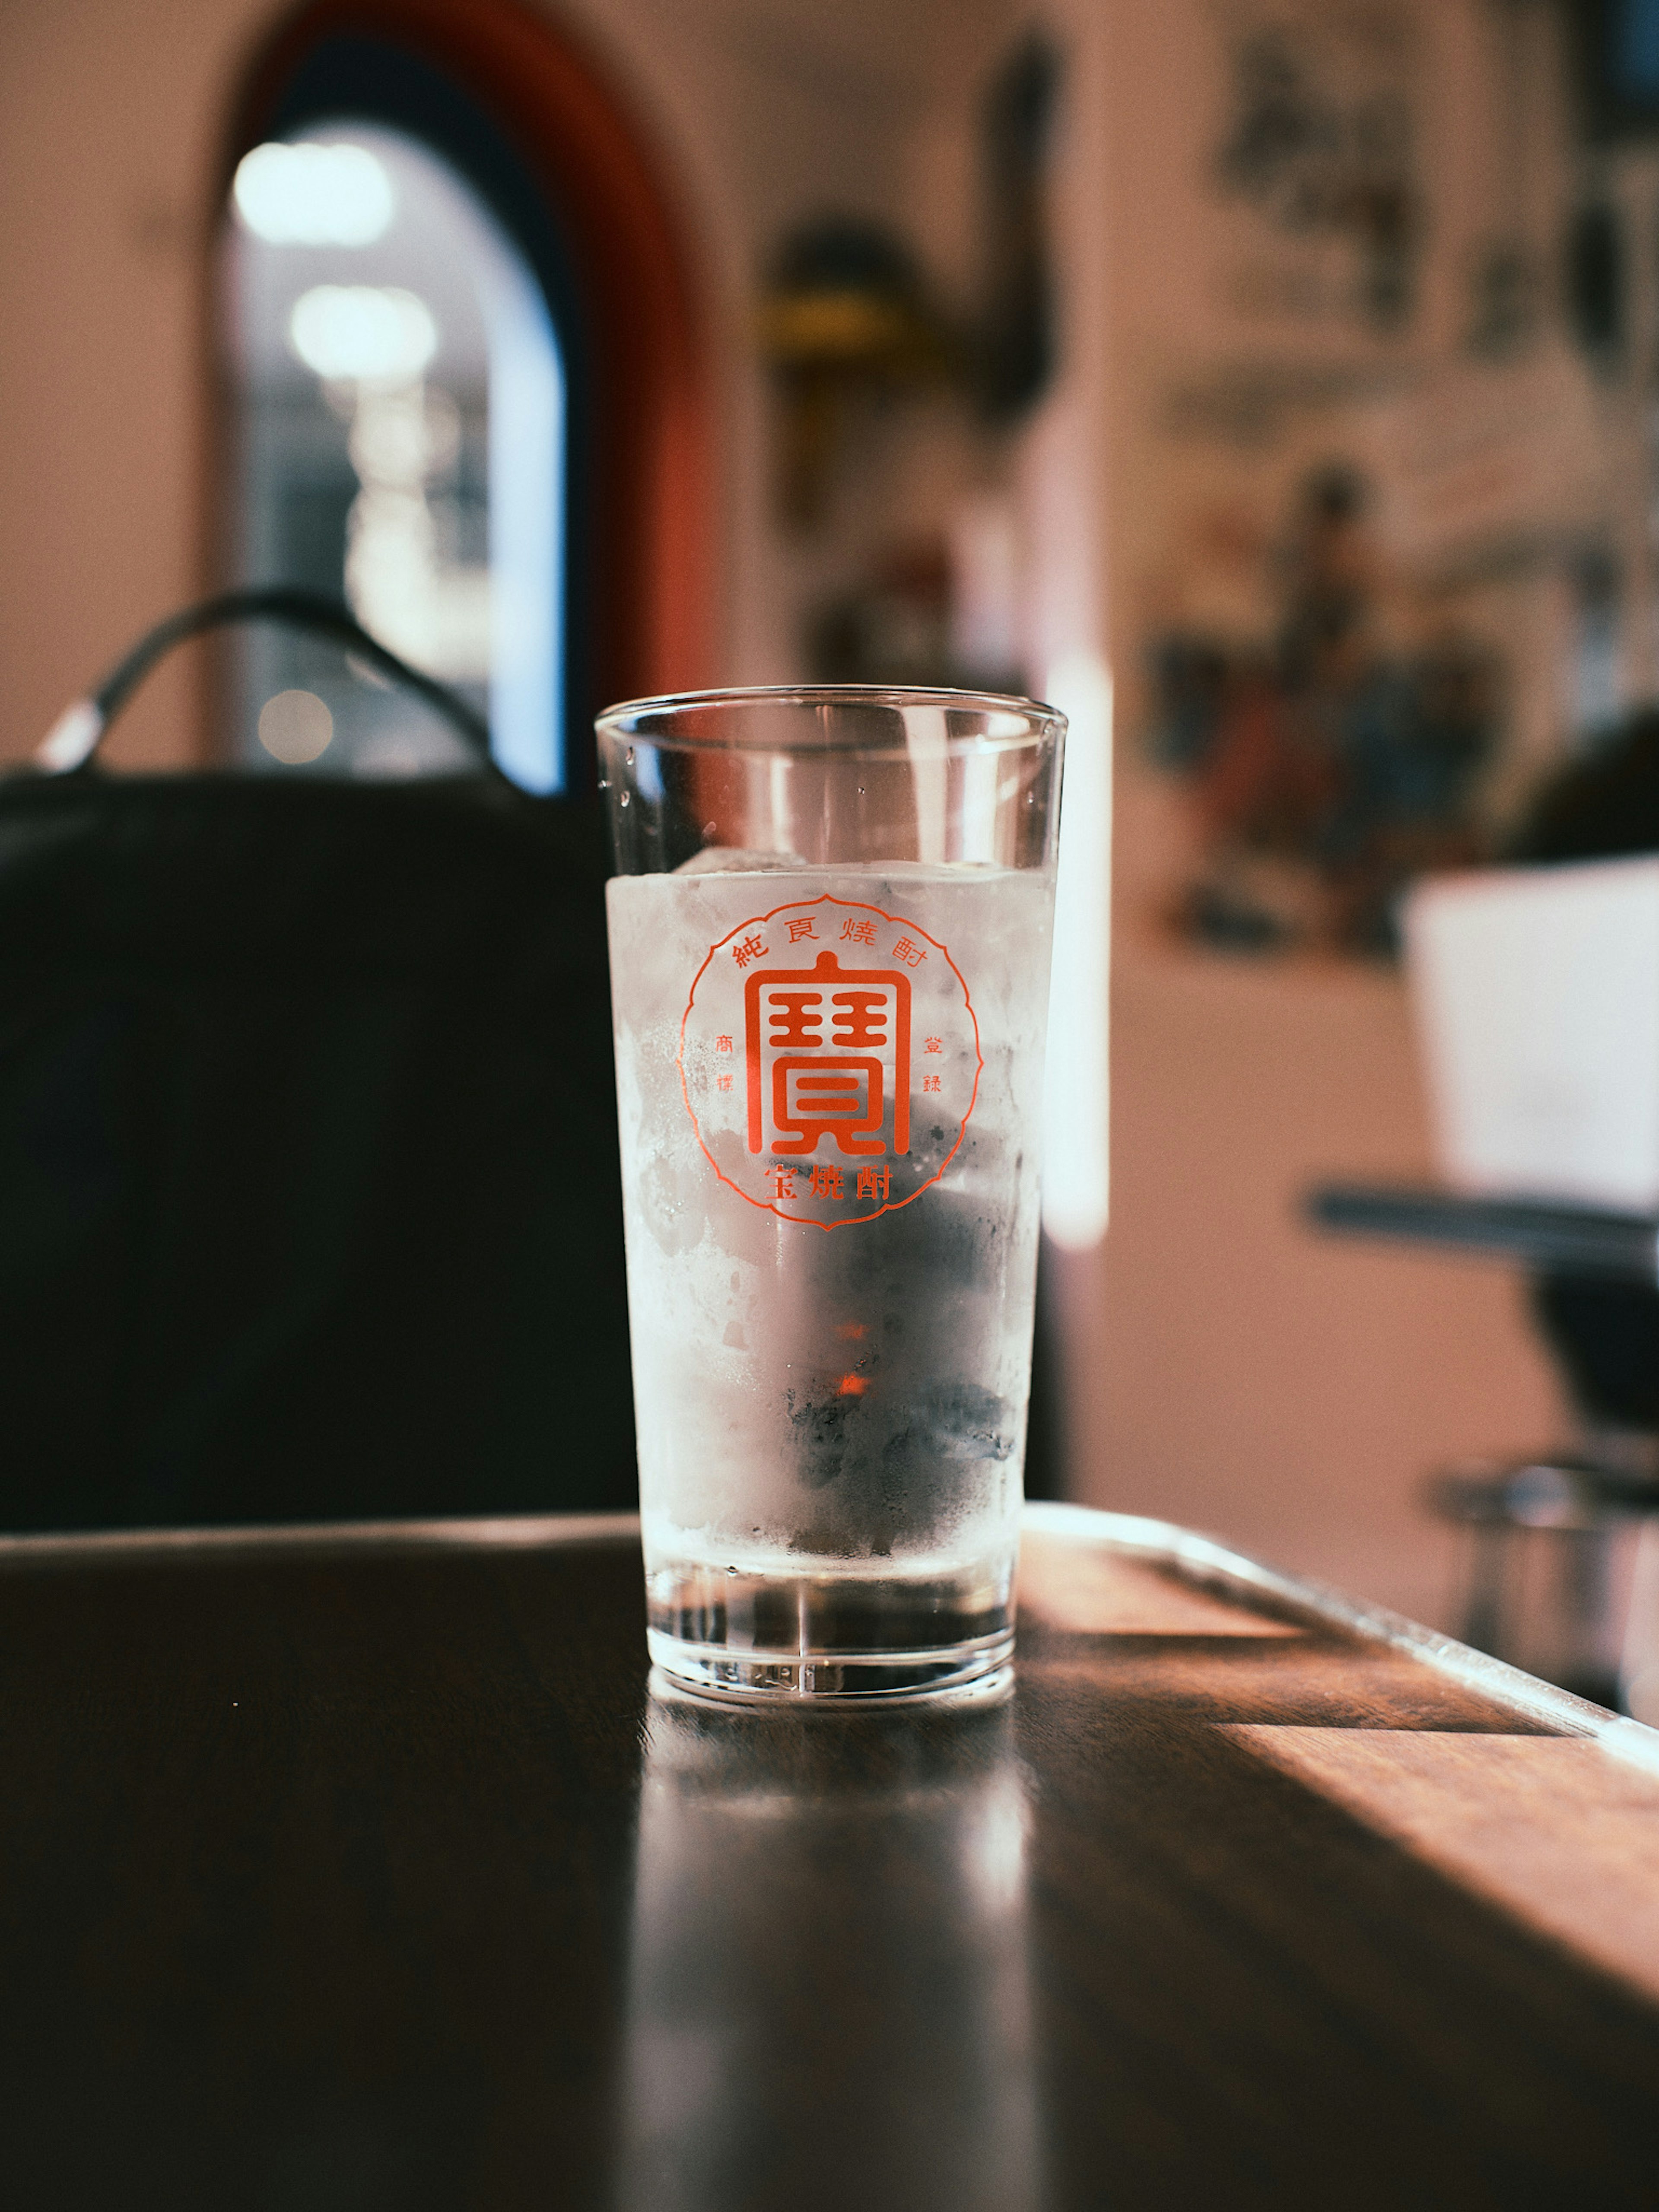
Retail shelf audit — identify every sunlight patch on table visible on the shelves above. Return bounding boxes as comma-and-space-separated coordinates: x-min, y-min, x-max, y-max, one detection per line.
1020, 1538, 1303, 1637
1232, 1725, 1659, 2003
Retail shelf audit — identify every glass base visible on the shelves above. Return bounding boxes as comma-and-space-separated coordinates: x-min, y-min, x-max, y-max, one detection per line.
645, 1560, 1015, 1703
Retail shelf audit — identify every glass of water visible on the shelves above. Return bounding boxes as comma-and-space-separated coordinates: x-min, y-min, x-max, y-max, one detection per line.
598, 687, 1065, 1699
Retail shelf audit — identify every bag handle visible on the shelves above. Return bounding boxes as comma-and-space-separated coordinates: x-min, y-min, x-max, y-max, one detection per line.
35, 585, 493, 773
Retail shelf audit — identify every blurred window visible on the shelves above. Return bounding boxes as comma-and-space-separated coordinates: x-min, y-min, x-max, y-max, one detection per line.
1616, 0, 1659, 102
224, 124, 565, 792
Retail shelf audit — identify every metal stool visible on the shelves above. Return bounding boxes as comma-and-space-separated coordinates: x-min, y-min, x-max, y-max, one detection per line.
1309, 1186, 1659, 1712
1430, 1449, 1659, 1709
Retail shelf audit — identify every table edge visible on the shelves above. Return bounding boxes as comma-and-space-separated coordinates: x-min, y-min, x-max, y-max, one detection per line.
6, 1501, 1656, 1776
1024, 1503, 1659, 1777
0, 1511, 640, 1565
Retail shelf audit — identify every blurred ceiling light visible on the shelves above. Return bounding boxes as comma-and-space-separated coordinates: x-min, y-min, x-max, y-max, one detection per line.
289, 286, 438, 382
258, 688, 333, 764
233, 141, 394, 246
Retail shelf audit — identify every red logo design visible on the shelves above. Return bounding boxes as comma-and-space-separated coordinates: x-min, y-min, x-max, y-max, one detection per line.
680, 895, 979, 1230
746, 951, 911, 1158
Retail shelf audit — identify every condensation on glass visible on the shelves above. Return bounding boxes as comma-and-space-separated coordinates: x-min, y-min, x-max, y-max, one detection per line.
223, 125, 564, 791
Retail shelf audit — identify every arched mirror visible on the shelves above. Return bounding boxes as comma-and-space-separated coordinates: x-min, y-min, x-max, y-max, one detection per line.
224, 121, 565, 791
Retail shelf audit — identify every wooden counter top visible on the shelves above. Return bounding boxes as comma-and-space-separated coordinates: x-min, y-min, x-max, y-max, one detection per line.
1, 1503, 1655, 2207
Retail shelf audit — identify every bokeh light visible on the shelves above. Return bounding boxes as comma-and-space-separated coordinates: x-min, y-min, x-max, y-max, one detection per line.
257, 688, 334, 764
289, 286, 437, 382
233, 141, 394, 246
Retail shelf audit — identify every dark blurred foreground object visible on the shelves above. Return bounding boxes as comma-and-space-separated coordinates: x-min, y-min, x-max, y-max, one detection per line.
1309, 707, 1659, 1706
1509, 700, 1659, 863
0, 590, 635, 1531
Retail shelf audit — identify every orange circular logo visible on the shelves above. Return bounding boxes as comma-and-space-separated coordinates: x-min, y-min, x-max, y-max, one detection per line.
678, 894, 981, 1230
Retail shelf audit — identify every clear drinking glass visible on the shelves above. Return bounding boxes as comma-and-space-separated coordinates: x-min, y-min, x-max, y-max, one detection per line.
597, 687, 1065, 1699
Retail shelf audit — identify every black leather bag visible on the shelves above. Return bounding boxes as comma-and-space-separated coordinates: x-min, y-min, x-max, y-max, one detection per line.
0, 590, 635, 1530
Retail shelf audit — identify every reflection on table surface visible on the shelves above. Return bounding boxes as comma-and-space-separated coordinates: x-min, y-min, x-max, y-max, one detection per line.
620, 1682, 1037, 2212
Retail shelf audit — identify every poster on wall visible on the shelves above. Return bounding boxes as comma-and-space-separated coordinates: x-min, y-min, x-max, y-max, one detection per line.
1138, 0, 1638, 960
1208, 0, 1424, 336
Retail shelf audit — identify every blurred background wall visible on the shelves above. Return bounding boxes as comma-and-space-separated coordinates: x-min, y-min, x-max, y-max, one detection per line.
0, 0, 1039, 760
6, 0, 1638, 1622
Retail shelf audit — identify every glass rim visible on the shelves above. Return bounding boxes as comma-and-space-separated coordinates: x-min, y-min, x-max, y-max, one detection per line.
595, 683, 1066, 753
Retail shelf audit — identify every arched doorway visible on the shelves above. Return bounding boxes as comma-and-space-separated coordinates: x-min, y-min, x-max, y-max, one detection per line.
228, 122, 567, 787
217, 0, 714, 796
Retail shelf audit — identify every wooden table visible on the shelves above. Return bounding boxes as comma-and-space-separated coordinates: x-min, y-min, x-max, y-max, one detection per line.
5, 1503, 1659, 2208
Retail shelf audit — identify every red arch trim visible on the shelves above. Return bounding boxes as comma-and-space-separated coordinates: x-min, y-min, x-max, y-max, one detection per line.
224, 0, 715, 733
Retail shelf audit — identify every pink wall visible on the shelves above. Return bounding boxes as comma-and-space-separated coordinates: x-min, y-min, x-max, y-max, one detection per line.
0, 0, 239, 767
1076, 911, 1564, 1628
1060, 0, 1574, 1627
